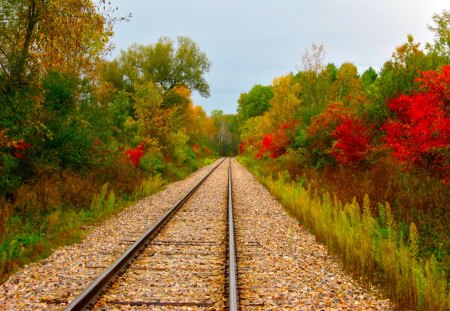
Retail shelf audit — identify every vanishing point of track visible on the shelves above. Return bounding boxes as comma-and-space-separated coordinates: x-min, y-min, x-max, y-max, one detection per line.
65, 158, 239, 310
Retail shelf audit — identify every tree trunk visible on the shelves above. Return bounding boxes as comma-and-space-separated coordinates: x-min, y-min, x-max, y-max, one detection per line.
15, 0, 38, 86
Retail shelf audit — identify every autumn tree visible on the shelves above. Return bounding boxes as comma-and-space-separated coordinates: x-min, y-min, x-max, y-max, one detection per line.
383, 66, 450, 180
366, 35, 434, 126
328, 63, 365, 107
183, 101, 216, 146
296, 43, 330, 108
330, 117, 373, 165
0, 0, 115, 89
376, 35, 437, 100
298, 101, 354, 167
267, 75, 302, 129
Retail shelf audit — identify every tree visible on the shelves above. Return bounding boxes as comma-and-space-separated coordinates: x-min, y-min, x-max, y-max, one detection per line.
237, 84, 273, 123
268, 75, 302, 129
330, 117, 373, 165
301, 43, 325, 74
255, 121, 298, 159
0, 0, 115, 89
183, 102, 216, 146
382, 66, 450, 181
115, 36, 211, 98
300, 101, 354, 167
296, 43, 330, 108
328, 62, 364, 107
361, 67, 378, 92
426, 10, 450, 63
366, 35, 434, 126
377, 35, 430, 99
132, 82, 168, 141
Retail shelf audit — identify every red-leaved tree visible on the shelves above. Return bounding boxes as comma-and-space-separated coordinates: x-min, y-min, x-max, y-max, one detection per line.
330, 118, 373, 164
125, 142, 146, 167
255, 121, 298, 159
382, 66, 450, 181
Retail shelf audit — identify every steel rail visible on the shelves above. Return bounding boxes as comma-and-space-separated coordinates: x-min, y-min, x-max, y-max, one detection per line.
228, 158, 239, 310
65, 158, 226, 311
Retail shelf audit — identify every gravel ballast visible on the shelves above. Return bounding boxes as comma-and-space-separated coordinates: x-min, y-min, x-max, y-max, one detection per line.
94, 158, 229, 310
0, 158, 392, 310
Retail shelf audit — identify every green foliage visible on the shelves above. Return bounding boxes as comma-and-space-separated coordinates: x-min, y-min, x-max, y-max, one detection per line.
294, 43, 332, 108
0, 154, 20, 195
43, 71, 77, 115
168, 130, 192, 163
426, 10, 450, 63
361, 67, 378, 92
237, 84, 273, 122
0, 87, 38, 139
140, 151, 165, 174
115, 36, 211, 97
38, 72, 104, 169
107, 91, 133, 134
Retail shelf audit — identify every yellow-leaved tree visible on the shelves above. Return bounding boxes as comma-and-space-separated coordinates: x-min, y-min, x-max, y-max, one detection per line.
0, 0, 115, 89
267, 74, 302, 129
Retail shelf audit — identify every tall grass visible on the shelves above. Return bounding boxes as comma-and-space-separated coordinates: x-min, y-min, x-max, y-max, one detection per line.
137, 174, 166, 198
242, 160, 448, 310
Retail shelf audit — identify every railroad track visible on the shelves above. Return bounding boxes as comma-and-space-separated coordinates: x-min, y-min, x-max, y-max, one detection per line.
66, 158, 239, 310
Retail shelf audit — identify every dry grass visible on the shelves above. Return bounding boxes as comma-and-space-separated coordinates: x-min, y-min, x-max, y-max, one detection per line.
240, 156, 449, 311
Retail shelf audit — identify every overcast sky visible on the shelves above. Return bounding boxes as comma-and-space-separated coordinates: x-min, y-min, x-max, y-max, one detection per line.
108, 0, 448, 115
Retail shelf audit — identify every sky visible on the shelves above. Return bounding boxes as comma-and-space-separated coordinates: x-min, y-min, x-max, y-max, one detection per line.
107, 0, 449, 115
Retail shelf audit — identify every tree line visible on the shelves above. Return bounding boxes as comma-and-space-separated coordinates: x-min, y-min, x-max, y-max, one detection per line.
237, 10, 449, 310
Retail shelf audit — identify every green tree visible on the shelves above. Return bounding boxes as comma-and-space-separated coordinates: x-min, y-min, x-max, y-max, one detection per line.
426, 10, 450, 63
294, 45, 335, 127
360, 67, 378, 92
115, 36, 211, 98
237, 84, 273, 123
39, 71, 108, 169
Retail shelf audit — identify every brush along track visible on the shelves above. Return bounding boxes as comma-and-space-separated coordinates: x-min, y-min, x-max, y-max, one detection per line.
232, 159, 391, 310
65, 157, 234, 310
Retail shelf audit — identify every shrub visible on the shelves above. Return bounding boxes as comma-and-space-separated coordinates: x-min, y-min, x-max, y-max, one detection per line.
0, 154, 21, 196
125, 141, 146, 167
330, 117, 373, 164
255, 121, 298, 159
